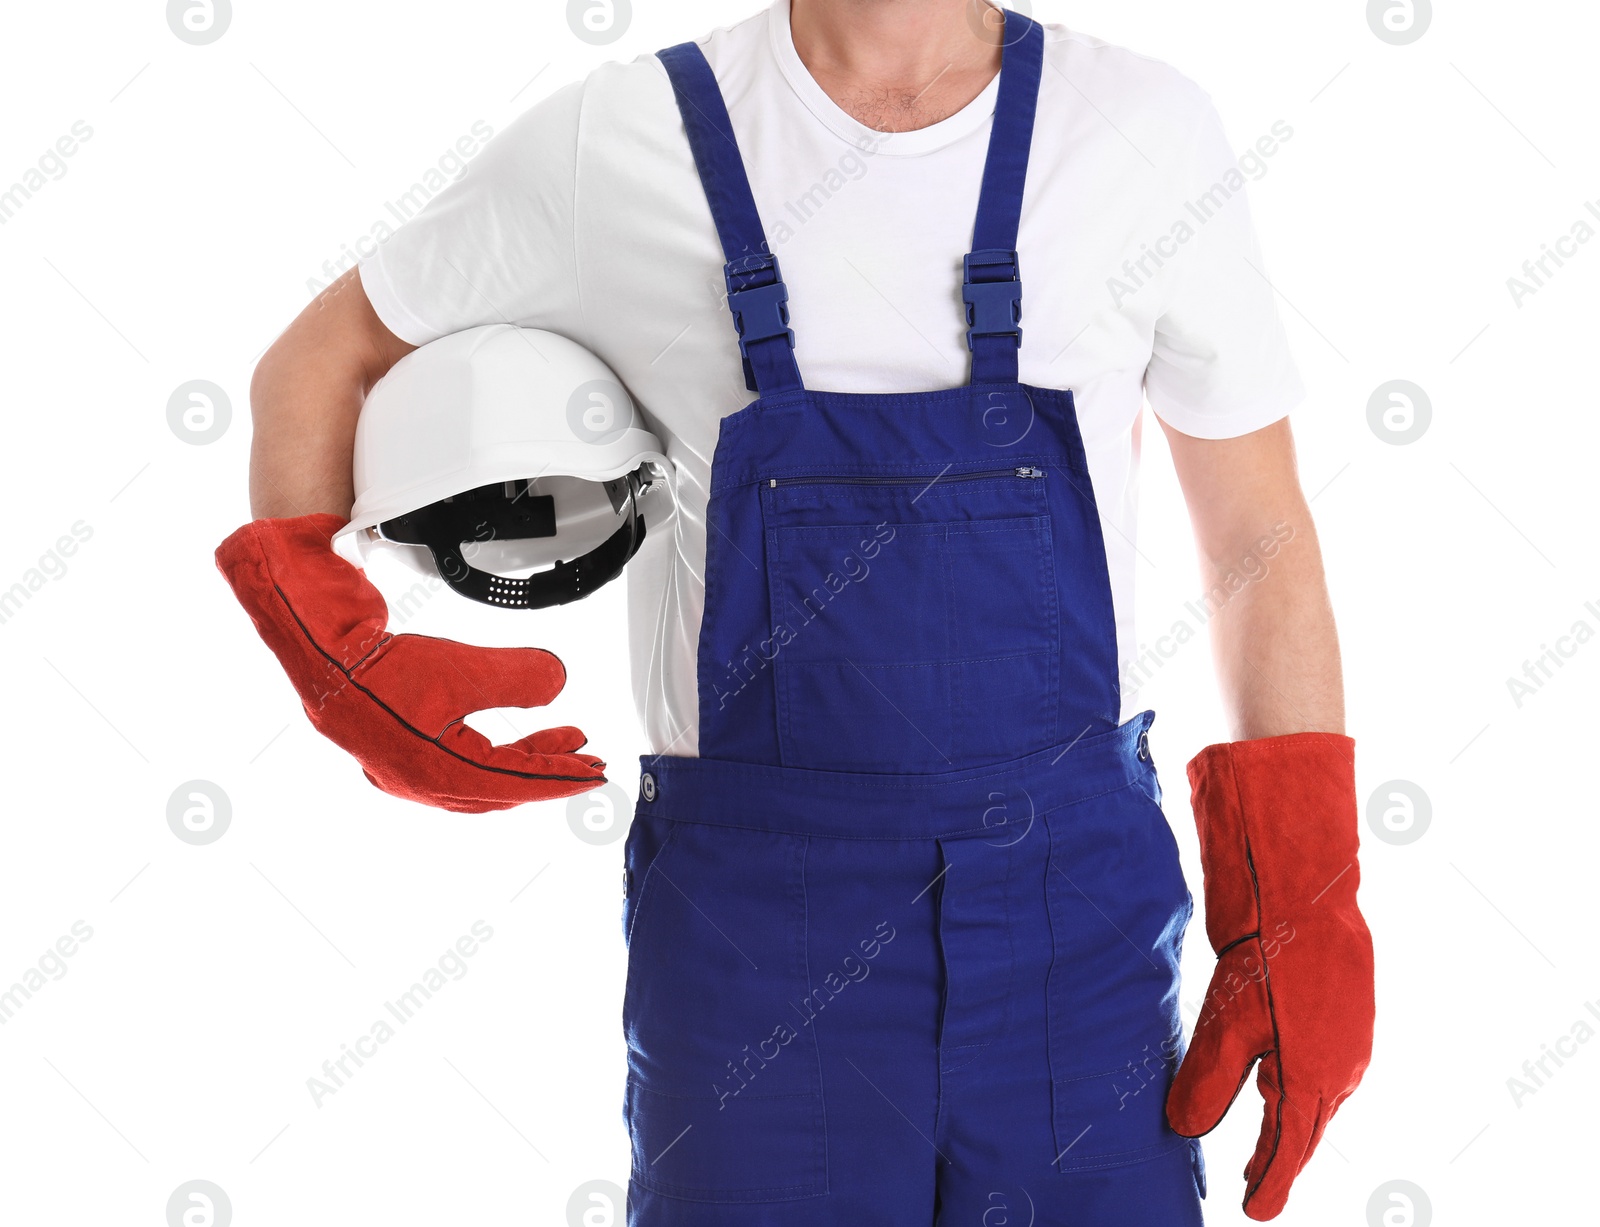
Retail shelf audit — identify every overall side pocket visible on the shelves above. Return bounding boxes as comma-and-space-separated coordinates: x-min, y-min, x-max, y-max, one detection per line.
622, 820, 826, 1203
622, 814, 677, 949
1043, 780, 1193, 1173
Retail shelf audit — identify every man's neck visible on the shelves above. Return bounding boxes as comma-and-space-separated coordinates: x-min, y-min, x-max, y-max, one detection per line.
789, 0, 1006, 133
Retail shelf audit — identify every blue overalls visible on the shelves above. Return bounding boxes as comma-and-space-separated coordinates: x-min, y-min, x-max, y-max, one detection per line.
622, 14, 1205, 1224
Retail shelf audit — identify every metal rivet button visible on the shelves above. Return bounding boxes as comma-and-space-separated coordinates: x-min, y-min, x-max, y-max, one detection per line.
640, 772, 657, 802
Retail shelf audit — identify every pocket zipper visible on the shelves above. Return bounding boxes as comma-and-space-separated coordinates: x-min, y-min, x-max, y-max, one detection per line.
768, 466, 1045, 489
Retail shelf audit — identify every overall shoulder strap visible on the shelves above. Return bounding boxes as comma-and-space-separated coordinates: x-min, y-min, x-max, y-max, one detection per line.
658, 42, 804, 395
964, 12, 1045, 385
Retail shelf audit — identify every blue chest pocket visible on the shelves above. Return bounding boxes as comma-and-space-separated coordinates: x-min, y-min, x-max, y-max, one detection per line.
761, 467, 1060, 773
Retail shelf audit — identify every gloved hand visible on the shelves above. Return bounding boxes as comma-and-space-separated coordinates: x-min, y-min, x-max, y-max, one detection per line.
1166, 733, 1374, 1221
216, 514, 607, 813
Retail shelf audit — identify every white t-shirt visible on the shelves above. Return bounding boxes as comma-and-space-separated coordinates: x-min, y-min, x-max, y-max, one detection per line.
359, 0, 1303, 756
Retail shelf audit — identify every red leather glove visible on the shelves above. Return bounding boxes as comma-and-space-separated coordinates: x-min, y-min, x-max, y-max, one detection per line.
1166, 734, 1374, 1221
215, 514, 607, 813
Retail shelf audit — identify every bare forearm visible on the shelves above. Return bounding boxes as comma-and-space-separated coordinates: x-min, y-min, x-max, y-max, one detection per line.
1161, 416, 1344, 741
248, 268, 414, 520
1204, 508, 1344, 739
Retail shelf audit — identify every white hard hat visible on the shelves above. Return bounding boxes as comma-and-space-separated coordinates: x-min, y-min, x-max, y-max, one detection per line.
334, 324, 669, 609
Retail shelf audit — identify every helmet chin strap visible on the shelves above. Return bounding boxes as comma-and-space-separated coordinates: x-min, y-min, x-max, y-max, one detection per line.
378, 468, 651, 610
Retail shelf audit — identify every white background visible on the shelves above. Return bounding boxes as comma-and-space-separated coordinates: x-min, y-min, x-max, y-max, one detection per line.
1, 2, 1596, 1224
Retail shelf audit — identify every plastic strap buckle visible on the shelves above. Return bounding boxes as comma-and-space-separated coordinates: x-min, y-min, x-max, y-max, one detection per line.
724, 253, 795, 387
729, 252, 796, 359
962, 248, 1023, 351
